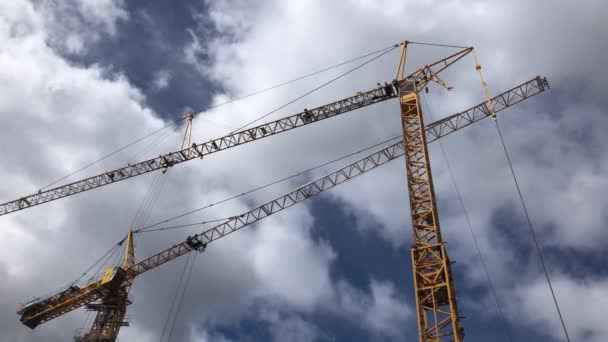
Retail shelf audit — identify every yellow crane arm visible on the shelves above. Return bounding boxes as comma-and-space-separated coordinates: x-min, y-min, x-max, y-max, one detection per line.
127, 140, 407, 277
425, 76, 549, 142
19, 264, 131, 329
18, 282, 105, 329
127, 75, 549, 277
18, 136, 408, 330
17, 75, 547, 330
0, 48, 474, 217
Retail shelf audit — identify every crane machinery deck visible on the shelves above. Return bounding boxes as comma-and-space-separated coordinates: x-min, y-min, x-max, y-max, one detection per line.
10, 41, 550, 341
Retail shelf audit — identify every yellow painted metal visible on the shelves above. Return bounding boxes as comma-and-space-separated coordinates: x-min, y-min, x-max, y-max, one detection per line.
180, 112, 194, 149
398, 79, 464, 341
15, 41, 550, 341
99, 267, 127, 290
471, 49, 496, 117
76, 295, 130, 342
76, 231, 136, 342
19, 282, 106, 329
395, 41, 409, 81
123, 230, 135, 269
100, 267, 117, 286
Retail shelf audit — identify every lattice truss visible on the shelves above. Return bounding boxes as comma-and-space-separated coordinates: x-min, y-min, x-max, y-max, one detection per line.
11, 44, 549, 342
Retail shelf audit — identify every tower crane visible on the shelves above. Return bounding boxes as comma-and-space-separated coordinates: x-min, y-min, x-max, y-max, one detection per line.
13, 42, 549, 341
0, 45, 469, 217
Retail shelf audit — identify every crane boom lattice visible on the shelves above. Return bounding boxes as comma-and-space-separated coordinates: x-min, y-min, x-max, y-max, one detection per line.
0, 47, 473, 217
13, 41, 550, 342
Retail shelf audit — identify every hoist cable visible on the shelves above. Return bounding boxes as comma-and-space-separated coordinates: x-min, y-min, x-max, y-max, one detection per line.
493, 119, 571, 342
135, 217, 233, 234
110, 238, 126, 269
128, 127, 176, 163
95, 245, 121, 278
159, 253, 192, 342
34, 240, 121, 305
140, 174, 169, 229
228, 44, 401, 133
197, 43, 400, 123
134, 173, 167, 230
33, 43, 399, 194
130, 172, 163, 229
132, 159, 172, 249
80, 242, 124, 326
38, 124, 177, 192
166, 253, 198, 342
77, 239, 125, 283
130, 174, 163, 252
82, 243, 122, 332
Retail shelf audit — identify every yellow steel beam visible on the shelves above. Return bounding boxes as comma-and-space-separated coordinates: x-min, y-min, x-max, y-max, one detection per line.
76, 231, 136, 341
18, 75, 548, 335
398, 80, 463, 342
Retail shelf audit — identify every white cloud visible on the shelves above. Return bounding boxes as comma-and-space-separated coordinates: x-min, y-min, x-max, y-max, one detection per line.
36, 0, 128, 54
510, 275, 608, 342
262, 311, 322, 342
1, 0, 607, 341
0, 3, 409, 339
336, 279, 412, 337
0, 1, 160, 341
269, 317, 319, 342
75, 0, 128, 35
249, 213, 336, 310
189, 0, 608, 340
152, 69, 172, 91
189, 326, 234, 342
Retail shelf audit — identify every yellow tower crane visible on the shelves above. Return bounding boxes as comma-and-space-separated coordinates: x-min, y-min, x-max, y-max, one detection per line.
11, 42, 550, 341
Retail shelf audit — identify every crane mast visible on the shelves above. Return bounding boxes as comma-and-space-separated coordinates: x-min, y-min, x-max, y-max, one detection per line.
393, 42, 463, 341
400, 75, 463, 341
13, 41, 550, 342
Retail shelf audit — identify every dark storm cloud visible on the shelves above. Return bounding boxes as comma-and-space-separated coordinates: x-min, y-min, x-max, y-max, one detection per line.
49, 0, 221, 119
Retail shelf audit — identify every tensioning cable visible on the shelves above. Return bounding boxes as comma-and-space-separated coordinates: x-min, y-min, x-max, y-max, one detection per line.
33, 43, 400, 193
493, 118, 571, 342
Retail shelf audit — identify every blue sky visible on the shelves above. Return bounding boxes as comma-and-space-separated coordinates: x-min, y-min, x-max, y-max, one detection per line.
0, 1, 607, 341
58, 1, 219, 118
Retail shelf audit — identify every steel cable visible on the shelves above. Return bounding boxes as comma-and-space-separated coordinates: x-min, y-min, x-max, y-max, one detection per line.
493, 118, 571, 342
166, 253, 198, 342
408, 41, 470, 49
422, 93, 513, 342
133, 135, 402, 234
228, 45, 401, 133
33, 43, 399, 194
159, 253, 193, 342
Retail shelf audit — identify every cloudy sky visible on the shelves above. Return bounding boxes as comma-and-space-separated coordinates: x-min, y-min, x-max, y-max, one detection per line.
1, 0, 607, 341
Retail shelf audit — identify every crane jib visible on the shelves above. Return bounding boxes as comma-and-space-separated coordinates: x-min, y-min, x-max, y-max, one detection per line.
17, 75, 549, 329
1, 76, 548, 218
0, 48, 477, 217
0, 83, 398, 217
127, 75, 549, 279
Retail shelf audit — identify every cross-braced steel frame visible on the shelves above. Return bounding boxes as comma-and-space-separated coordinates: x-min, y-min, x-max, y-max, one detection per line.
75, 232, 136, 342
399, 80, 463, 342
